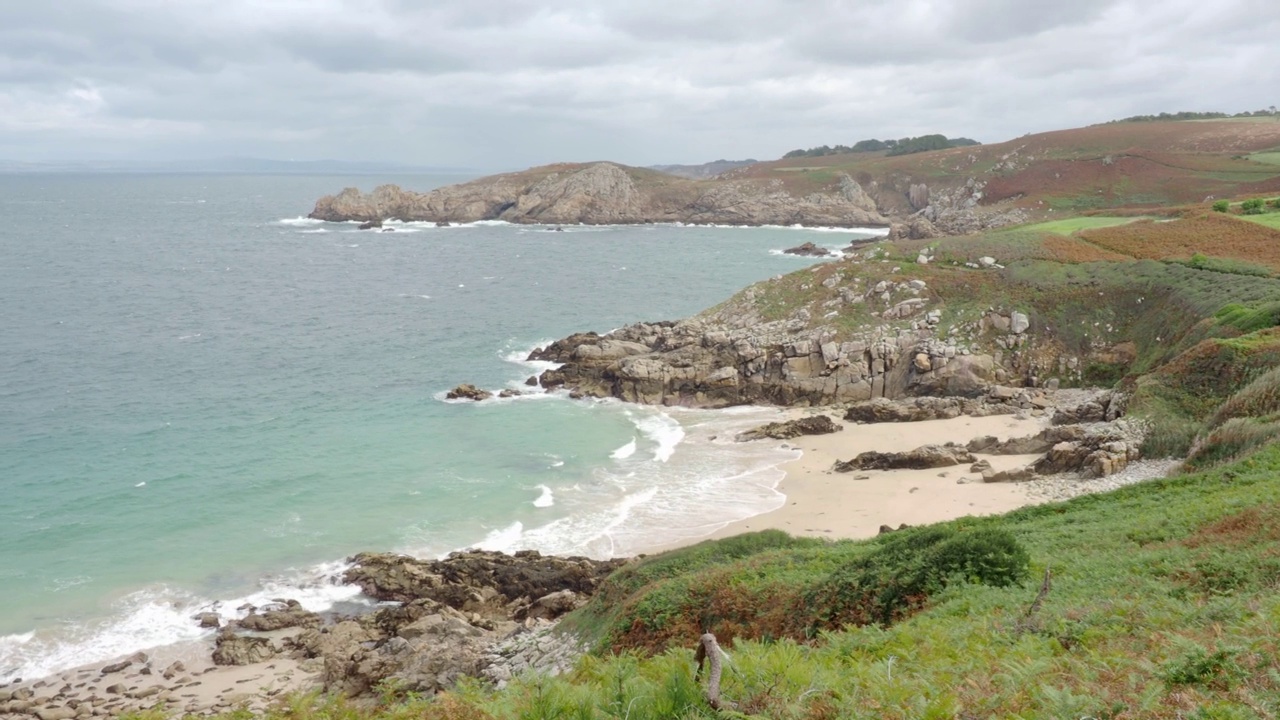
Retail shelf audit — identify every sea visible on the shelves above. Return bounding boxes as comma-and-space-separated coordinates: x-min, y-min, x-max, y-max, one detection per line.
0, 172, 883, 683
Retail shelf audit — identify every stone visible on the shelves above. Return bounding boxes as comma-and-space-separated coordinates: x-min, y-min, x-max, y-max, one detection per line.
195, 612, 221, 629
445, 384, 492, 401
782, 242, 833, 257
212, 630, 278, 666
969, 459, 993, 474
833, 444, 975, 472
1010, 311, 1030, 334
978, 256, 997, 268
913, 353, 932, 372
736, 415, 842, 441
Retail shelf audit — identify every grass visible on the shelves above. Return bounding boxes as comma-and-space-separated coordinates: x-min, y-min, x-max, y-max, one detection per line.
1020, 216, 1145, 235
185, 442, 1280, 719
1238, 212, 1280, 230
1247, 151, 1280, 165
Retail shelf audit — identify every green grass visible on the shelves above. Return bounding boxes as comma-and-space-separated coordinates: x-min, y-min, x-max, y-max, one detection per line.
1238, 212, 1280, 230
1247, 151, 1280, 165
193, 444, 1280, 719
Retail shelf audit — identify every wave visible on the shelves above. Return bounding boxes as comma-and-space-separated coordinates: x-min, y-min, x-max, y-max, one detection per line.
0, 562, 364, 685
633, 411, 685, 463
610, 437, 637, 460
472, 521, 525, 553
276, 216, 324, 227
533, 485, 554, 508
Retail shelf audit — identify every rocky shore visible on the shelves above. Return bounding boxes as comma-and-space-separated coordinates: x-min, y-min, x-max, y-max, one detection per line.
0, 551, 625, 719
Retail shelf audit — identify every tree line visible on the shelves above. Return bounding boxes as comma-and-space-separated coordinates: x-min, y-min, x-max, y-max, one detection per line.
782, 134, 980, 159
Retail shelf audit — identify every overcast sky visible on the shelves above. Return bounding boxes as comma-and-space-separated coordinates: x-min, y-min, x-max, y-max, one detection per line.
2, 0, 1277, 170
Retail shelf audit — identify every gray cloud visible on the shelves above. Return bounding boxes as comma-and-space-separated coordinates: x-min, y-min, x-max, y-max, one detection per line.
0, 0, 1276, 168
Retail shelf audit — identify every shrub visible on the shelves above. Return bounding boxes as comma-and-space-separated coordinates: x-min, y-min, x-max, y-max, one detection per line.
1185, 417, 1280, 470
805, 527, 1030, 629
1241, 198, 1265, 215
1271, 198, 1280, 210
1209, 364, 1280, 427
1159, 642, 1244, 689
1212, 200, 1230, 213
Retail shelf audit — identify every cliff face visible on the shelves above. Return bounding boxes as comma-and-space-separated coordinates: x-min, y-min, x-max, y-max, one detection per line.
527, 269, 1046, 409
308, 162, 888, 227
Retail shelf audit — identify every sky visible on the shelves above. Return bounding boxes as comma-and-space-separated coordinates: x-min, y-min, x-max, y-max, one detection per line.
2, 0, 1278, 170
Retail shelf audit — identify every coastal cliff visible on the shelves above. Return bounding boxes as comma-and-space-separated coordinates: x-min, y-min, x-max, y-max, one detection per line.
309, 162, 890, 227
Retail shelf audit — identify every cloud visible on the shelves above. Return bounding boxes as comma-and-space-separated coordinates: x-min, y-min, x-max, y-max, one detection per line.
0, 0, 1276, 167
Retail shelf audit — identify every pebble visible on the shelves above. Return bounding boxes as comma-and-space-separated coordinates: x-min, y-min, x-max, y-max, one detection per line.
1023, 459, 1180, 502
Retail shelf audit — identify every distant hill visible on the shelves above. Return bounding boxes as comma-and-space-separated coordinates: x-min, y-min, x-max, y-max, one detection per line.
647, 159, 758, 179
727, 118, 1280, 221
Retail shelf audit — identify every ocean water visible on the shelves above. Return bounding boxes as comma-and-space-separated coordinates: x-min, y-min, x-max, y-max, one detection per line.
0, 172, 882, 682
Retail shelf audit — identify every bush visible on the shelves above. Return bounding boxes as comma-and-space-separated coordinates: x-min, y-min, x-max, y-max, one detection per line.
1241, 198, 1265, 215
1212, 200, 1230, 213
805, 527, 1030, 629
1209, 364, 1280, 427
1271, 198, 1280, 210
1185, 417, 1280, 470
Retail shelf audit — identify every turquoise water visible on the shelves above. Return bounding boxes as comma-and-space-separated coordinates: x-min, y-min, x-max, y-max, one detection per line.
0, 173, 879, 681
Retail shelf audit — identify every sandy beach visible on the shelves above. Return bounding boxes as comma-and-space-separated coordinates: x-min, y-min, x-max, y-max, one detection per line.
3, 401, 1161, 718
696, 408, 1050, 544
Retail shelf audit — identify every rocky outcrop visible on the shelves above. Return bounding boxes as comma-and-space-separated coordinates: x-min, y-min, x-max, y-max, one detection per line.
446, 384, 492, 401
782, 242, 833, 257
736, 415, 842, 441
833, 444, 975, 472
309, 163, 889, 228
235, 600, 322, 632
342, 550, 626, 614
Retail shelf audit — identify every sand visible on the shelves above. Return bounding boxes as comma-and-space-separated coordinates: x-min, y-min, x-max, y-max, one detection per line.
1, 407, 1071, 716
0, 635, 318, 719
688, 409, 1050, 546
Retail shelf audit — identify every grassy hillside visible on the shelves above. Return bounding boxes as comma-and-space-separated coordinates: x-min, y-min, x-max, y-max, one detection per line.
231, 443, 1280, 719
730, 119, 1280, 219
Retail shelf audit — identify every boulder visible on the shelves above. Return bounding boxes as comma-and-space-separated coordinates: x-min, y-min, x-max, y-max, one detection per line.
782, 242, 833, 257
736, 415, 842, 441
212, 629, 278, 666
982, 466, 1036, 483
236, 601, 322, 632
357, 219, 383, 230
833, 444, 975, 472
195, 612, 221, 629
446, 384, 492, 401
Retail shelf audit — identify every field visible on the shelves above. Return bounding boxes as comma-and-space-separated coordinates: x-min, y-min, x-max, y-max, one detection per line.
1019, 216, 1145, 235
1080, 213, 1280, 272
726, 120, 1280, 220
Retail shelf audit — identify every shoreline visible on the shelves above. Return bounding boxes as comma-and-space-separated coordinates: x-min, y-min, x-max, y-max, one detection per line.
647, 408, 1050, 553
4, 398, 1170, 715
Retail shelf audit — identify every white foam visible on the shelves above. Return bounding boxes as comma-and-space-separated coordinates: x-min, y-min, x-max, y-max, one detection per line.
634, 412, 685, 462
277, 216, 324, 227
298, 228, 328, 234
533, 485, 554, 508
472, 522, 525, 553
610, 437, 637, 460
0, 561, 365, 685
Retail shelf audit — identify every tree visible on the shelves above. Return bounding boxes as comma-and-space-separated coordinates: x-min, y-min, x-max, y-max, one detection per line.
1212, 200, 1230, 213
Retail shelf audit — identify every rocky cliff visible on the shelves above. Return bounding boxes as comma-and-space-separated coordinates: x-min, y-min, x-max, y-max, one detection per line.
309, 162, 888, 227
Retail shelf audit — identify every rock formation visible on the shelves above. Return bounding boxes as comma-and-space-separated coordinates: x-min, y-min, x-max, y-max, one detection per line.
736, 415, 842, 441
833, 444, 975, 472
782, 242, 834, 257
309, 163, 889, 228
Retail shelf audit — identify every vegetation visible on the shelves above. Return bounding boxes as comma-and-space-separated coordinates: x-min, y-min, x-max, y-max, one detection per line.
1107, 108, 1279, 123
1213, 199, 1230, 212
181, 441, 1280, 718
782, 135, 979, 159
